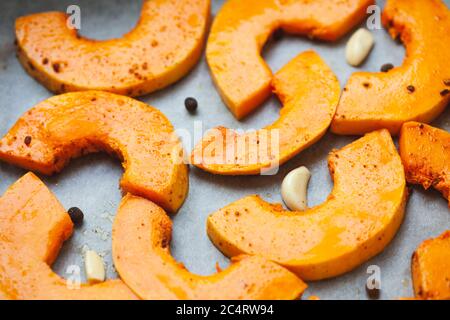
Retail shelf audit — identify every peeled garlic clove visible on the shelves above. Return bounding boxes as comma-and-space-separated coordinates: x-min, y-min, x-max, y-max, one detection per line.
84, 250, 106, 284
346, 28, 374, 67
281, 166, 311, 211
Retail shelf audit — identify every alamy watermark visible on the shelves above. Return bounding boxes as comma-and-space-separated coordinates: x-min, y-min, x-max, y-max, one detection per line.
366, 265, 382, 290
66, 5, 81, 30
366, 5, 382, 30
64, 3, 384, 32
66, 264, 81, 290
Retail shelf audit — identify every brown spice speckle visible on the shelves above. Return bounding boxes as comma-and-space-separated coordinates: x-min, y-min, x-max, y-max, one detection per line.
24, 136, 32, 146
52, 62, 61, 73
407, 85, 415, 93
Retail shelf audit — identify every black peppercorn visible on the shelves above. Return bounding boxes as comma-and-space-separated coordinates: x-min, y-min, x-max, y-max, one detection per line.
24, 136, 32, 146
68, 207, 84, 225
380, 63, 394, 72
184, 97, 198, 113
407, 85, 415, 93
366, 285, 381, 299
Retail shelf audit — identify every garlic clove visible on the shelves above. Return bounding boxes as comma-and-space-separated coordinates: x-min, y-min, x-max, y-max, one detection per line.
84, 250, 106, 284
346, 28, 375, 67
281, 166, 311, 211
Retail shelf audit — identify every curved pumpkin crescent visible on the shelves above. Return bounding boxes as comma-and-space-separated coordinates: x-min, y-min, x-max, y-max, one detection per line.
399, 122, 450, 207
332, 0, 450, 135
207, 0, 373, 119
112, 194, 307, 300
207, 129, 408, 280
0, 91, 188, 213
0, 173, 138, 300
15, 0, 210, 96
191, 51, 340, 175
411, 231, 450, 300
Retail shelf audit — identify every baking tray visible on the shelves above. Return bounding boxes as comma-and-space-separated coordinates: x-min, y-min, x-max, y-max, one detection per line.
0, 0, 449, 300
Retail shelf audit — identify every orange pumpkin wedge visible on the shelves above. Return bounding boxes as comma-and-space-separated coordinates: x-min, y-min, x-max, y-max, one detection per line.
0, 91, 188, 213
412, 231, 450, 300
15, 0, 210, 96
332, 0, 450, 135
207, 0, 373, 119
399, 122, 450, 207
191, 51, 340, 175
207, 129, 407, 280
0, 289, 10, 300
0, 172, 138, 300
112, 194, 307, 300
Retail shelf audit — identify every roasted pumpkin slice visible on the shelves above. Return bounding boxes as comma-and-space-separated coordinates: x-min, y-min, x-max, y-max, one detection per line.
332, 0, 450, 135
207, 129, 407, 280
412, 231, 450, 300
207, 0, 373, 119
0, 91, 188, 213
112, 194, 307, 300
0, 173, 137, 300
15, 0, 210, 96
191, 51, 340, 175
0, 289, 10, 300
399, 122, 450, 207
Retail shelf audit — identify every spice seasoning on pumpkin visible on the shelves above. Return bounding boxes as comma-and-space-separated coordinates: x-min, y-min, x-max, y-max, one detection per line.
112, 194, 307, 300
440, 89, 450, 96
411, 231, 450, 300
207, 130, 407, 280
0, 173, 138, 300
15, 0, 210, 97
399, 122, 450, 207
0, 91, 189, 213
407, 85, 415, 93
52, 63, 60, 73
331, 0, 450, 136
207, 0, 374, 119
191, 51, 340, 175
